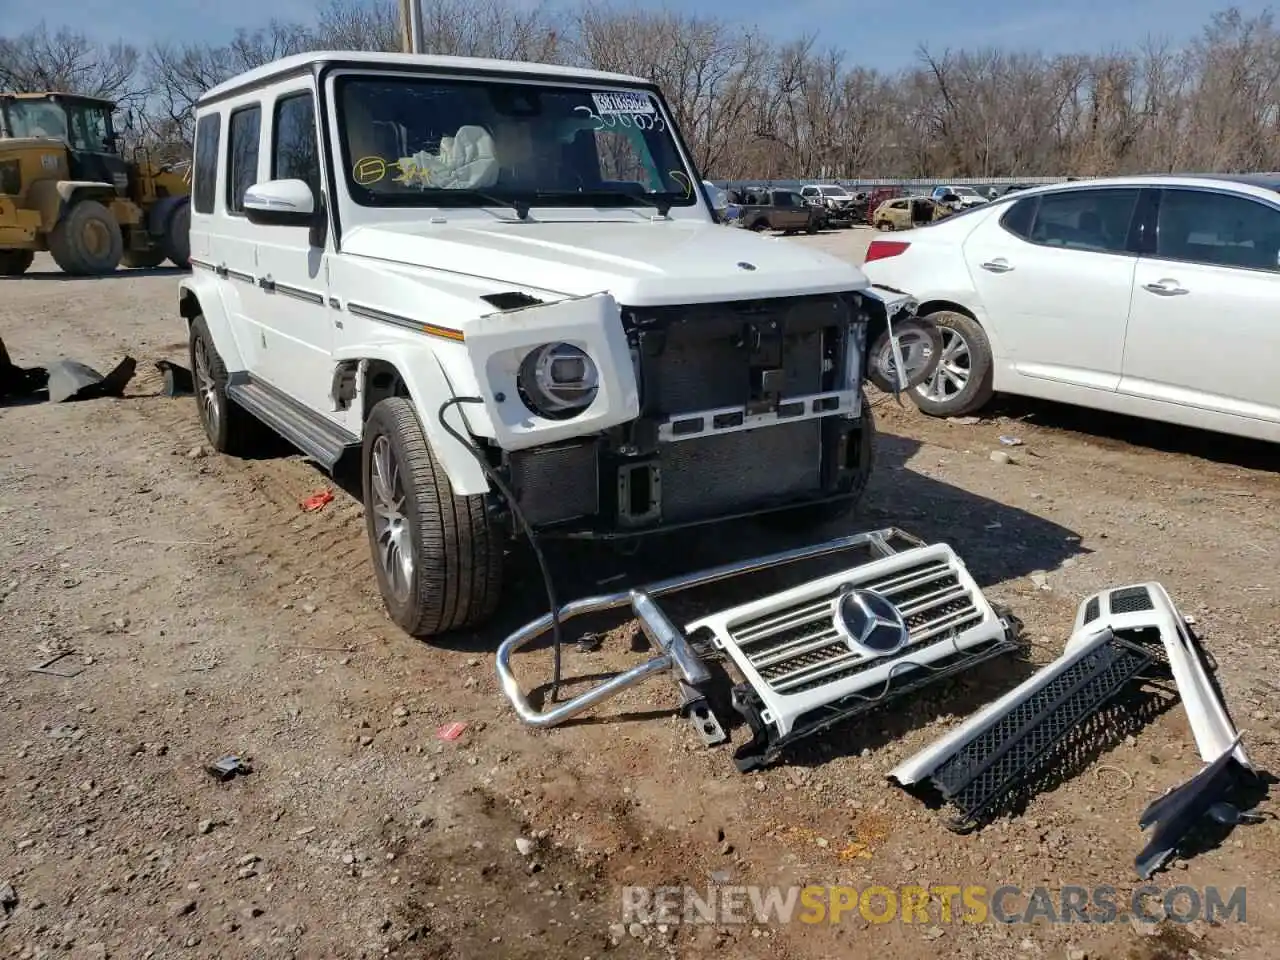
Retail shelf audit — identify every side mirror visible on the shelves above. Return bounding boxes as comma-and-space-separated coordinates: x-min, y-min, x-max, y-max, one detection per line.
243, 179, 316, 227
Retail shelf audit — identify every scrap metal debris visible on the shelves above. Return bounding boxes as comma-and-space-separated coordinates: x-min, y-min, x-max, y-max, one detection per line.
29, 649, 85, 678
205, 755, 252, 781
436, 722, 467, 741
154, 359, 194, 396
0, 336, 48, 400
46, 356, 137, 402
1, 881, 17, 915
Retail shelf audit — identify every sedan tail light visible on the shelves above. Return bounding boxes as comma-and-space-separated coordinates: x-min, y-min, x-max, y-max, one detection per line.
864, 240, 910, 263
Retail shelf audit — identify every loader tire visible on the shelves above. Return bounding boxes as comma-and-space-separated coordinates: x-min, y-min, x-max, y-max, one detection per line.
161, 200, 190, 269
362, 397, 505, 638
48, 201, 123, 276
122, 248, 167, 269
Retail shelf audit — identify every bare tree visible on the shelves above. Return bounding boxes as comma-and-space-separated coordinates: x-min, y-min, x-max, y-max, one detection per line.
0, 22, 143, 106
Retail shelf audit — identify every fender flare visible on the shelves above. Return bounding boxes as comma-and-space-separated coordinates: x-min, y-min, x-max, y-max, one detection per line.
25, 179, 111, 230
178, 273, 245, 372
332, 341, 490, 497
148, 194, 189, 237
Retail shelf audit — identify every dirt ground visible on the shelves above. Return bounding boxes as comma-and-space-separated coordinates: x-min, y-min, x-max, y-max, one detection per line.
2, 229, 1278, 960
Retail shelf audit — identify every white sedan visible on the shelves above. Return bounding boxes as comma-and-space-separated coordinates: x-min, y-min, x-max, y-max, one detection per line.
861, 174, 1280, 443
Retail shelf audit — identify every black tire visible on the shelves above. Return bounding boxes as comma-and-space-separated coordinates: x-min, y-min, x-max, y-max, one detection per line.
0, 250, 34, 276
805, 221, 819, 234
749, 218, 770, 232
758, 394, 876, 532
910, 309, 995, 418
188, 314, 260, 455
121, 247, 167, 269
876, 220, 894, 231
161, 200, 191, 269
362, 397, 504, 637
48, 200, 123, 275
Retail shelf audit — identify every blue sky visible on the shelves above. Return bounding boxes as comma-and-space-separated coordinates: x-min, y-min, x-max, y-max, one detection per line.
6, 0, 1277, 71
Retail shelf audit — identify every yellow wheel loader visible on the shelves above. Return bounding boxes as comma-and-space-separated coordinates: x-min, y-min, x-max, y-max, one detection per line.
0, 92, 191, 277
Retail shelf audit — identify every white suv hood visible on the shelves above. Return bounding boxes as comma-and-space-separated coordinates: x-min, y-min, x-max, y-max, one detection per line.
341, 218, 868, 307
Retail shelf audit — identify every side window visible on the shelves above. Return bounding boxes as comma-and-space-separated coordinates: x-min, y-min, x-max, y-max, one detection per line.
1000, 196, 1037, 239
192, 113, 221, 215
272, 93, 320, 196
1156, 189, 1280, 271
226, 104, 262, 215
775, 192, 795, 207
1023, 188, 1139, 253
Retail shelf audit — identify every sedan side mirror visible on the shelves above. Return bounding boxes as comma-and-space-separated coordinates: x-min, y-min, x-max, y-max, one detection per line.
243, 178, 316, 227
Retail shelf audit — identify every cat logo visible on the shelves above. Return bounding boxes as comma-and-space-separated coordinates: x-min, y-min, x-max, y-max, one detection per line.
352, 156, 387, 186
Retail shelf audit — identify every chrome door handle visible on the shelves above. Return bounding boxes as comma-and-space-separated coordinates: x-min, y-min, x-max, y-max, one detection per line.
1142, 280, 1187, 296
980, 259, 1013, 273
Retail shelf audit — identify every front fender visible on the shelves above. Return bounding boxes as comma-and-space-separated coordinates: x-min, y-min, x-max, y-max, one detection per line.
331, 340, 490, 497
27, 180, 116, 229
179, 272, 245, 372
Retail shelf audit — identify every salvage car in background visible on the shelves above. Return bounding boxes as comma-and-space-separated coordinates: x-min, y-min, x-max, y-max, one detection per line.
931, 184, 988, 209
873, 195, 956, 231
860, 174, 1280, 442
736, 187, 821, 234
800, 183, 857, 226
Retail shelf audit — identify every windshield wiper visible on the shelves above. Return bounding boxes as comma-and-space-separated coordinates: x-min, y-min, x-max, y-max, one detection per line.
444, 189, 530, 220
532, 190, 673, 217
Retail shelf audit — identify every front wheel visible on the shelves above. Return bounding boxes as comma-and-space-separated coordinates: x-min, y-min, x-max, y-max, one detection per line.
876, 220, 894, 231
161, 200, 191, 269
188, 314, 261, 455
48, 200, 123, 275
911, 310, 995, 418
362, 397, 505, 638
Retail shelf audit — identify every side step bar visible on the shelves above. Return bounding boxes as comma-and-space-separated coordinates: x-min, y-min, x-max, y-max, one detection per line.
226, 373, 359, 470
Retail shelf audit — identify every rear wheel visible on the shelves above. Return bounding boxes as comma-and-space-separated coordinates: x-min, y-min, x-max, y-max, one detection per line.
362, 397, 505, 638
911, 310, 995, 417
749, 218, 770, 232
0, 250, 34, 276
876, 220, 894, 231
188, 314, 261, 455
48, 200, 123, 276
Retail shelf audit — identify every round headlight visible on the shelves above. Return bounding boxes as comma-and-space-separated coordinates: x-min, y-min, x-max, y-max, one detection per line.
516, 342, 599, 419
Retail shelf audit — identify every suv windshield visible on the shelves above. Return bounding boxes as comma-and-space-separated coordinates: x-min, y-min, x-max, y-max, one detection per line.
337, 75, 697, 210
820, 186, 849, 197
951, 187, 980, 197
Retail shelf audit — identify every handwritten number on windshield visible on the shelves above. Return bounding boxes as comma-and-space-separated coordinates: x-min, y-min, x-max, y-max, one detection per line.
573, 105, 665, 132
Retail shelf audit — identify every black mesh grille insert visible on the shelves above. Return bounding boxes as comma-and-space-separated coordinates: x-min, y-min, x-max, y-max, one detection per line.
927, 633, 1153, 828
1109, 586, 1154, 614
1083, 597, 1100, 624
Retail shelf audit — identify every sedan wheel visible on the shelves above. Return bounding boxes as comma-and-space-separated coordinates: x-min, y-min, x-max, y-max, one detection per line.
919, 328, 972, 403
909, 310, 995, 418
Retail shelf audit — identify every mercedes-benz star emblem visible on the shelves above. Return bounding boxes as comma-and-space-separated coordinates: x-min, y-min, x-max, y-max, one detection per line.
832, 587, 910, 657
737, 261, 756, 271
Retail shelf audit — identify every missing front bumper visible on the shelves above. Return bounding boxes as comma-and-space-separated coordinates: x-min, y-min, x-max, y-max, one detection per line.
494, 528, 1023, 769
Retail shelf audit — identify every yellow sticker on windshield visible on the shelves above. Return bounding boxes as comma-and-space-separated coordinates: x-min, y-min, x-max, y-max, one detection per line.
669, 170, 692, 199
353, 156, 387, 186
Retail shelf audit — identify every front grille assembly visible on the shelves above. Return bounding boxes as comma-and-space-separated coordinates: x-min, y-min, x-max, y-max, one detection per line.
495, 529, 1022, 772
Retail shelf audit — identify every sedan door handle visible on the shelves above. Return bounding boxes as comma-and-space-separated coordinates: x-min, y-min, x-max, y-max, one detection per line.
1142, 279, 1188, 296
979, 259, 1013, 273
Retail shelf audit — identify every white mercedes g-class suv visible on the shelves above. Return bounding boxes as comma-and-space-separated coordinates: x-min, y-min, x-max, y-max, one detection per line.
179, 51, 926, 638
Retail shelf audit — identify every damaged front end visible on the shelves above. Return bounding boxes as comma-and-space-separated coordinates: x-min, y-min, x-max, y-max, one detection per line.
496, 527, 1022, 770
482, 285, 936, 538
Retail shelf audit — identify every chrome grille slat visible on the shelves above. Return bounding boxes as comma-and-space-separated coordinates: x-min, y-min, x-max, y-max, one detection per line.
725, 556, 982, 697
750, 628, 846, 669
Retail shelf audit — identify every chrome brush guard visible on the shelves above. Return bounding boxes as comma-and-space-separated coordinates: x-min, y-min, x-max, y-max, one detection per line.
496, 528, 1023, 771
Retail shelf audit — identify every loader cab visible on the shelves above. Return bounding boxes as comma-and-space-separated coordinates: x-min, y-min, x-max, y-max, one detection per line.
0, 92, 130, 193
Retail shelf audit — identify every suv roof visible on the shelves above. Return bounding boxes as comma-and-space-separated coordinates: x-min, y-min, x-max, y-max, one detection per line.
199, 50, 650, 105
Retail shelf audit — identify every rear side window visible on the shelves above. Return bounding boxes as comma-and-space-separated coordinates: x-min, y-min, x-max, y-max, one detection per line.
1155, 188, 1280, 271
272, 93, 320, 196
192, 113, 221, 215
226, 104, 262, 215
1003, 188, 1139, 253
1000, 196, 1036, 238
